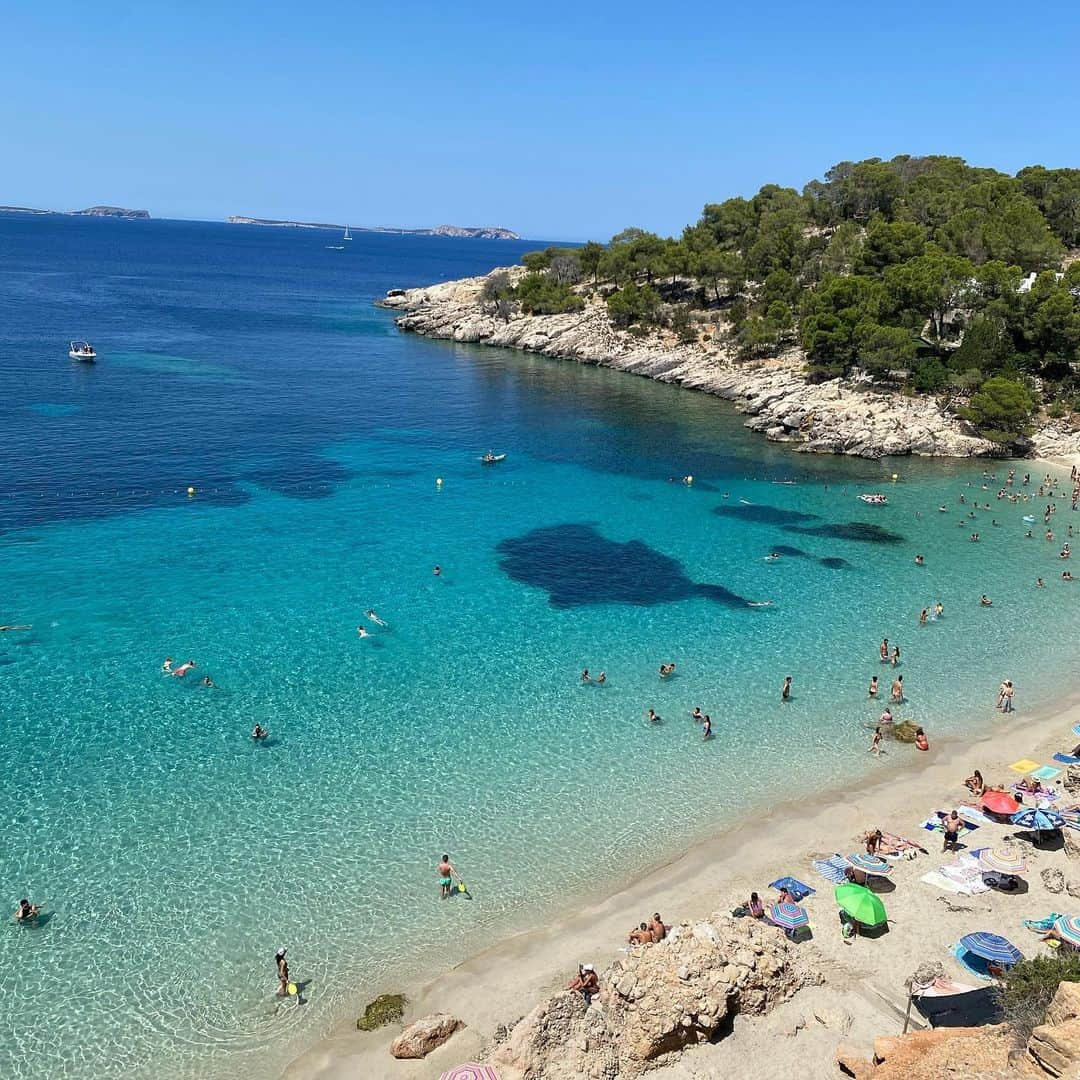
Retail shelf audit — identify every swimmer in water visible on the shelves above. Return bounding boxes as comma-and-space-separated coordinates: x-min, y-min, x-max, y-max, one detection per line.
433, 565, 441, 576
868, 676, 879, 698
765, 552, 780, 562
1064, 571, 1074, 582
647, 708, 661, 724
365, 609, 388, 627
919, 608, 928, 625
659, 663, 675, 679
201, 676, 215, 688
691, 707, 704, 722
252, 724, 268, 740
172, 660, 196, 677
356, 626, 370, 638
162, 657, 173, 674
980, 594, 993, 606
14, 898, 40, 924
702, 715, 712, 739
0, 625, 32, 632
597, 672, 606, 686
581, 669, 591, 683
935, 602, 944, 618
1037, 577, 1046, 588
914, 554, 925, 565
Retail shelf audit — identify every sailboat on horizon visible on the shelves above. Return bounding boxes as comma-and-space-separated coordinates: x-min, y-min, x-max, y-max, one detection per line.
342, 224, 352, 241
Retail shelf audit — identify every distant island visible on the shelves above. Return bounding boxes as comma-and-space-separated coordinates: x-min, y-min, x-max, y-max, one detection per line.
226, 216, 519, 240
0, 204, 150, 219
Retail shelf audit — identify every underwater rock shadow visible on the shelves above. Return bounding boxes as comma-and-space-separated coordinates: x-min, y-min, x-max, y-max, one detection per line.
770, 544, 851, 569
496, 524, 751, 609
714, 504, 820, 526
784, 521, 905, 545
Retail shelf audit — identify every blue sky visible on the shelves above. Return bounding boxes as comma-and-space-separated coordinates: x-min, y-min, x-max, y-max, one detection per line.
4, 2, 1079, 240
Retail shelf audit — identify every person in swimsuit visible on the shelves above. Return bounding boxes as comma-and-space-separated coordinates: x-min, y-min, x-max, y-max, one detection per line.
646, 708, 660, 724
702, 715, 712, 739
868, 726, 884, 756
567, 964, 599, 1001
935, 602, 944, 617
172, 660, 196, 677
891, 645, 900, 666
649, 913, 667, 941
1037, 578, 1045, 588
879, 707, 893, 725
868, 676, 879, 698
581, 669, 591, 683
597, 672, 606, 686
980, 594, 993, 606
275, 948, 289, 996
691, 707, 704, 722
629, 921, 651, 944
919, 608, 928, 625
747, 891, 765, 918
865, 829, 883, 855
942, 810, 961, 853
915, 727, 929, 751
781, 676, 792, 702
365, 609, 388, 627
964, 769, 984, 795
201, 676, 215, 688
438, 854, 456, 900
161, 657, 173, 674
14, 898, 40, 924
890, 675, 903, 702
433, 565, 441, 576
252, 724, 268, 740
356, 626, 370, 638
914, 554, 925, 565
880, 638, 889, 663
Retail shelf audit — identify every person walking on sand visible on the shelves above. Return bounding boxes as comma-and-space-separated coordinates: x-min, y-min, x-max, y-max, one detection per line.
781, 676, 792, 702
438, 854, 457, 899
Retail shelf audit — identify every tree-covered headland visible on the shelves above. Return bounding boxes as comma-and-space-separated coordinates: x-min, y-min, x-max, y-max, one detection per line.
498, 157, 1080, 445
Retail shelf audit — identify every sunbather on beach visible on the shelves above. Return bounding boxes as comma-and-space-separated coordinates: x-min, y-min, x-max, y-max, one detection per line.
747, 891, 764, 918
629, 922, 651, 944
567, 964, 599, 1001
964, 770, 985, 795
865, 828, 882, 854
649, 913, 667, 942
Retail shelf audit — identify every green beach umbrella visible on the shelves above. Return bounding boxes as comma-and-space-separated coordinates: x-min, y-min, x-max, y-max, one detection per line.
834, 883, 887, 926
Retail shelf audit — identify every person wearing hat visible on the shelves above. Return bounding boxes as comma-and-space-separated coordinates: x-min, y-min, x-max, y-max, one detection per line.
567, 963, 599, 1002
275, 948, 289, 996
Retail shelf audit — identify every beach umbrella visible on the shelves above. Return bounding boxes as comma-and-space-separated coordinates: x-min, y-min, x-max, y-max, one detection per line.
440, 1065, 500, 1080
982, 791, 1021, 816
1052, 917, 1080, 949
845, 853, 893, 876
834, 883, 887, 927
959, 932, 1023, 966
978, 845, 1028, 875
768, 901, 809, 930
1011, 808, 1065, 832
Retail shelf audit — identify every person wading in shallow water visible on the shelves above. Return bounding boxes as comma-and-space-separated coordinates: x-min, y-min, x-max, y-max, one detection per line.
275, 948, 289, 996
438, 853, 457, 899
781, 676, 792, 702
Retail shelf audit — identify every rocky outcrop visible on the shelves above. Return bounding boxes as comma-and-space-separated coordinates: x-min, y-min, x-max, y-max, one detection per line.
1028, 981, 1080, 1077
389, 1012, 463, 1059
1030, 423, 1080, 462
485, 916, 818, 1078
379, 269, 1002, 460
840, 1026, 1015, 1079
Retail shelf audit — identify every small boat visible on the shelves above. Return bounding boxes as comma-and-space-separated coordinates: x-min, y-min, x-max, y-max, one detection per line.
858, 493, 888, 505
68, 340, 96, 362
342, 225, 353, 242
326, 244, 345, 250
480, 452, 506, 465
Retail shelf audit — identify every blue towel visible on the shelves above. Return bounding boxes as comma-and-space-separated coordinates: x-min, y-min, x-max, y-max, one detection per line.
951, 943, 994, 982
1054, 753, 1080, 764
812, 855, 849, 884
1023, 914, 1065, 933
768, 876, 816, 901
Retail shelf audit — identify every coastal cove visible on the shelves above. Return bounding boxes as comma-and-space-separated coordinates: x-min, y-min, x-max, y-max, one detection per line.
1, 217, 1079, 1080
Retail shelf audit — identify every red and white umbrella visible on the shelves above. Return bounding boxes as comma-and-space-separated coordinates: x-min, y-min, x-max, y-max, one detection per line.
440, 1065, 500, 1080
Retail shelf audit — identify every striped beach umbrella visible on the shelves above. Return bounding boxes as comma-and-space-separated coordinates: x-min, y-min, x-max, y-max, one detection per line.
1011, 808, 1065, 831
440, 1065, 500, 1080
845, 853, 892, 876
1052, 916, 1080, 948
768, 901, 809, 930
959, 932, 1023, 965
978, 845, 1028, 875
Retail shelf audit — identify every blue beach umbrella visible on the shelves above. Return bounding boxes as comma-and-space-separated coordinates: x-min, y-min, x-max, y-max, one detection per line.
845, 853, 892, 876
959, 932, 1023, 966
1011, 808, 1065, 831
768, 902, 809, 930
1053, 917, 1080, 948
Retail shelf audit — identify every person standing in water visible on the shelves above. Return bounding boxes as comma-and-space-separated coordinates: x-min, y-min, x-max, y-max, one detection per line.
438, 854, 457, 899
891, 674, 904, 702
702, 715, 712, 739
781, 676, 792, 702
868, 676, 879, 698
275, 948, 289, 996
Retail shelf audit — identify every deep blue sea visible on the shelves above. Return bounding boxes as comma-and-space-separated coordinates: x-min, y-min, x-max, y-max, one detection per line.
1, 214, 1076, 1079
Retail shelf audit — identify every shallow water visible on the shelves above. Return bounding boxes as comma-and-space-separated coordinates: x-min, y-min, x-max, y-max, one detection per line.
0, 215, 1076, 1079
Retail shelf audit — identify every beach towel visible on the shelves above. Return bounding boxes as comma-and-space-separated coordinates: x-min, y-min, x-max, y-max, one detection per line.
768, 876, 815, 901
920, 871, 965, 894
1031, 766, 1062, 782
1009, 759, 1040, 774
1054, 753, 1080, 765
1022, 915, 1065, 933
939, 862, 991, 895
879, 830, 926, 855
812, 855, 849, 884
922, 811, 979, 834
950, 942, 995, 981
957, 805, 992, 825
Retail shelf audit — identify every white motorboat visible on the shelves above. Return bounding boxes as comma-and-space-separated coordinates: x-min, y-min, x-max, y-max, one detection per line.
69, 340, 96, 362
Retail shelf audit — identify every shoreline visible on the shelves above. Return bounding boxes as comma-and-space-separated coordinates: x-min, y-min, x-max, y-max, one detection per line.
284, 680, 1080, 1078
377, 267, 1080, 463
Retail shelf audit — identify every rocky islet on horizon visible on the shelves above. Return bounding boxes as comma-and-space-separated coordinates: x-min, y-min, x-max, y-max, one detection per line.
227, 216, 519, 239
0, 204, 150, 218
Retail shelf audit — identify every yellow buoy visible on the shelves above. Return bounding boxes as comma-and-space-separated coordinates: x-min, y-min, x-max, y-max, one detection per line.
187, 487, 196, 497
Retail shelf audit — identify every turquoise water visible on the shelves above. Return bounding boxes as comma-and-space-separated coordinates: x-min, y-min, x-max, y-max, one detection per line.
1, 216, 1077, 1079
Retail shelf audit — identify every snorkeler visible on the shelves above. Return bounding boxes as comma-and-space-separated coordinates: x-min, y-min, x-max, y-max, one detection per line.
365, 609, 388, 627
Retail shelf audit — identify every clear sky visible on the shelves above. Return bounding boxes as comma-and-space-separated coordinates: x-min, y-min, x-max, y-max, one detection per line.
4, 1, 1079, 240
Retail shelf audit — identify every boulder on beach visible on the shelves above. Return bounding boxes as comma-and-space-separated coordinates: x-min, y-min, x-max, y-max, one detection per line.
389, 1012, 463, 1059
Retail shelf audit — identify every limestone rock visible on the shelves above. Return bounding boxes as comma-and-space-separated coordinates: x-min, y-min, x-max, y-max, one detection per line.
378, 267, 1006, 461
389, 1013, 463, 1059
836, 1041, 874, 1078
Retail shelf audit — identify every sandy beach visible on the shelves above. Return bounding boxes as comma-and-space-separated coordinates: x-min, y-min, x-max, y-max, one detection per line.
284, 679, 1080, 1079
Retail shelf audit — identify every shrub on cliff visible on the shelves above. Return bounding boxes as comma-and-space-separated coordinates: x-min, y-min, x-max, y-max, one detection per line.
998, 954, 1080, 1044
606, 284, 661, 327
513, 273, 584, 315
956, 376, 1035, 442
